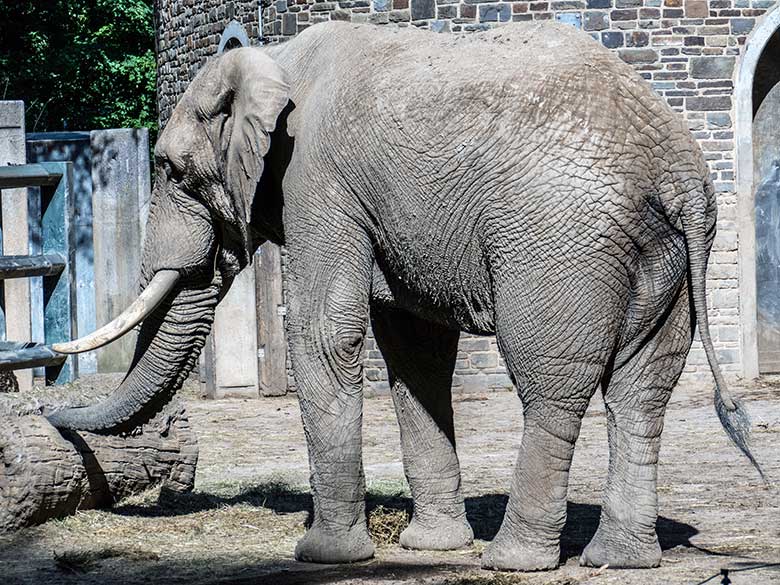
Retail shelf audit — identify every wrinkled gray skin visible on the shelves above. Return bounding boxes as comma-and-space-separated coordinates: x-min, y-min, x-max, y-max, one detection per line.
47, 22, 760, 571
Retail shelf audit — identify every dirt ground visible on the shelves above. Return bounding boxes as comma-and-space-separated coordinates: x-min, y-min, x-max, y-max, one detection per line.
1, 376, 779, 585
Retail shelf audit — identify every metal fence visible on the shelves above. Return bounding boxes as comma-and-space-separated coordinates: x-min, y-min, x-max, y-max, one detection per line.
0, 162, 77, 384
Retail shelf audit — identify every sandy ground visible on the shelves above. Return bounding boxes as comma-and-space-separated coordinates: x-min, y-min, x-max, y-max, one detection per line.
1, 377, 779, 585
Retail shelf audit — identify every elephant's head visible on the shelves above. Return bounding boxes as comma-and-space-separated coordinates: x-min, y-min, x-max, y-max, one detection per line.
46, 48, 290, 432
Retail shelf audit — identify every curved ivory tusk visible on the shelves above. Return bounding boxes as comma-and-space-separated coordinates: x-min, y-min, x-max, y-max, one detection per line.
52, 270, 180, 354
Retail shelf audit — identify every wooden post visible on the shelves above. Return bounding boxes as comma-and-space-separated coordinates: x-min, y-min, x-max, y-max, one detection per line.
0, 101, 32, 391
255, 242, 287, 396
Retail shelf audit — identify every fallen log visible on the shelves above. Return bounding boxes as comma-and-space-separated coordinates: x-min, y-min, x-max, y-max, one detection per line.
0, 386, 198, 533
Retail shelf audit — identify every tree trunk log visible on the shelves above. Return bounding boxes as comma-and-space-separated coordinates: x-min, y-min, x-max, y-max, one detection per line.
0, 387, 198, 533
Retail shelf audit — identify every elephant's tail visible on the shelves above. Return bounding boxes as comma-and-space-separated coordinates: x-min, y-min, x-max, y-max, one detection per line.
681, 181, 767, 483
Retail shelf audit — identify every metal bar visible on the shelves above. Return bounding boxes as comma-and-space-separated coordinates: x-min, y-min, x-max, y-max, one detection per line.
0, 163, 62, 189
0, 341, 66, 371
0, 253, 65, 279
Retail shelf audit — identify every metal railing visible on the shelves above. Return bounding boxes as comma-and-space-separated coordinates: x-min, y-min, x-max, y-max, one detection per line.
0, 162, 77, 384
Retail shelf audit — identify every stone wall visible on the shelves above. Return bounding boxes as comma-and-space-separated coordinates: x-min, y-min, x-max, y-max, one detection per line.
156, 0, 779, 394
156, 0, 261, 128
262, 0, 776, 392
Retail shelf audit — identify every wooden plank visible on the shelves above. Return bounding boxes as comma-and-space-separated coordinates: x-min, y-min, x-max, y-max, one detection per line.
202, 333, 217, 400
0, 164, 62, 189
0, 254, 65, 279
0, 341, 65, 370
255, 242, 287, 396
0, 101, 32, 391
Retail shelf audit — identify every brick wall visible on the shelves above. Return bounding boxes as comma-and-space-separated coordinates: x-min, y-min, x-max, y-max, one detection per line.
157, 0, 260, 128
156, 0, 780, 394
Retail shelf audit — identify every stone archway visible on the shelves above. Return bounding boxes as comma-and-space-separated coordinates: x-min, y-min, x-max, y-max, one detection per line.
735, 5, 780, 378
218, 20, 250, 54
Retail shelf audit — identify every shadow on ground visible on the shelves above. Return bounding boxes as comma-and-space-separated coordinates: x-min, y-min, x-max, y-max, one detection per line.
1, 480, 734, 585
113, 482, 699, 561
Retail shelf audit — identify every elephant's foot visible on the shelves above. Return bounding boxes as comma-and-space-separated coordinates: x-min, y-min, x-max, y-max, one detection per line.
294, 523, 375, 564
400, 514, 474, 551
481, 533, 559, 572
580, 520, 661, 569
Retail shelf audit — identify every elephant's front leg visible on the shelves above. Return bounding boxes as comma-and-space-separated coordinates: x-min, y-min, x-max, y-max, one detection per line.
371, 307, 473, 551
287, 224, 375, 564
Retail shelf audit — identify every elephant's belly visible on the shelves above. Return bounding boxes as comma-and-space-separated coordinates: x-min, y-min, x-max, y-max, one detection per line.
370, 259, 496, 334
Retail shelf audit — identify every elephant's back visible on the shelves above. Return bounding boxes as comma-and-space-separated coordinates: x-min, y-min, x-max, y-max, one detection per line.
312, 22, 678, 169
310, 20, 617, 75
313, 21, 654, 117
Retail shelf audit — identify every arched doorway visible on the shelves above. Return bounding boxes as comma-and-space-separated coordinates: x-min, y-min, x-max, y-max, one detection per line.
735, 6, 780, 378
203, 19, 289, 399
754, 30, 780, 372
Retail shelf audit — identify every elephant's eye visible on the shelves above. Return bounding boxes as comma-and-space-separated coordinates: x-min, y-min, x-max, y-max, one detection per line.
163, 160, 183, 184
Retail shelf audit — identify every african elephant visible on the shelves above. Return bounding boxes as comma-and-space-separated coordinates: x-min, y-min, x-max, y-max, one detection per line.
47, 21, 760, 572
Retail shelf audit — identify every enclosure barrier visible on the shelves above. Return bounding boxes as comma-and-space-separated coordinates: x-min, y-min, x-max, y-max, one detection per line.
0, 162, 77, 384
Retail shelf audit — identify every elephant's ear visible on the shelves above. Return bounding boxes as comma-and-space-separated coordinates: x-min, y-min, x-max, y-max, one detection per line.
209, 48, 290, 269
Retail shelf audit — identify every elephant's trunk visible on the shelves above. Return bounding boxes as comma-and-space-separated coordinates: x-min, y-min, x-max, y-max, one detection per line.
46, 277, 220, 433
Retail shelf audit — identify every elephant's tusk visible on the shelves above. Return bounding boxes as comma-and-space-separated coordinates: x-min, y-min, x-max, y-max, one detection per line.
52, 270, 180, 354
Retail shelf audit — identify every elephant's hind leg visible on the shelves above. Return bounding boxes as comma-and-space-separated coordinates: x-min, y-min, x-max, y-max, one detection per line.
482, 274, 618, 572
580, 281, 692, 569
371, 306, 473, 551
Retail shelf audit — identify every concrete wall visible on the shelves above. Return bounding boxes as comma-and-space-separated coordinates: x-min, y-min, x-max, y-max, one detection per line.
90, 129, 151, 372
27, 130, 151, 374
156, 0, 780, 393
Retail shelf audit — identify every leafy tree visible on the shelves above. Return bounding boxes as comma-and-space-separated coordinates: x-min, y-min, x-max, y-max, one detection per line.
0, 0, 156, 135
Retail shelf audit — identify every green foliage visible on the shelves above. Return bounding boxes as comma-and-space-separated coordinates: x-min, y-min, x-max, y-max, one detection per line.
0, 0, 156, 135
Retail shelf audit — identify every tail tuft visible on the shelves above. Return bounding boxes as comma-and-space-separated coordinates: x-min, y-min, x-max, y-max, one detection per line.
714, 386, 767, 484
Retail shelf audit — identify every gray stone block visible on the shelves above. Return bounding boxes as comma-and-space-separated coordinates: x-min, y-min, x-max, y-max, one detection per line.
686, 95, 731, 111
470, 352, 498, 369
584, 11, 609, 30
430, 18, 451, 30
458, 337, 490, 351
626, 30, 649, 47
282, 12, 298, 33
479, 3, 511, 21
730, 17, 754, 35
411, 0, 435, 19
690, 56, 735, 79
555, 12, 582, 28
601, 31, 624, 48
618, 48, 657, 64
